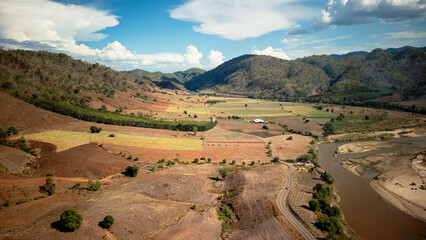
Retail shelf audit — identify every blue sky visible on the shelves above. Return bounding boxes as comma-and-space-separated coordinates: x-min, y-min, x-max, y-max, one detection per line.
0, 0, 425, 72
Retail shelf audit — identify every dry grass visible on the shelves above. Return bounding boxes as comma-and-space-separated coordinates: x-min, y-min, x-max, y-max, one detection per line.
19, 130, 203, 152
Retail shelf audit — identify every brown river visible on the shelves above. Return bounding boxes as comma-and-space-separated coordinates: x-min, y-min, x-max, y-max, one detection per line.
318, 136, 426, 240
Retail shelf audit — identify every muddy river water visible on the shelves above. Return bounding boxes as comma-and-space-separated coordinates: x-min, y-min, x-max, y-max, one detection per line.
318, 136, 426, 240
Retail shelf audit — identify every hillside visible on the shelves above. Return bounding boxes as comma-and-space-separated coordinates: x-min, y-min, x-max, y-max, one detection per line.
127, 68, 205, 90
185, 55, 330, 99
0, 50, 153, 106
185, 48, 426, 102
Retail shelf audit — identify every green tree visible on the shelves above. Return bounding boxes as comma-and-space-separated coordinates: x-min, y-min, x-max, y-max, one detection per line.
60, 209, 82, 231
125, 165, 139, 177
263, 125, 269, 130
90, 126, 102, 133
320, 171, 334, 184
99, 215, 114, 229
323, 122, 335, 136
7, 126, 18, 135
309, 199, 321, 212
193, 158, 199, 164
222, 159, 227, 164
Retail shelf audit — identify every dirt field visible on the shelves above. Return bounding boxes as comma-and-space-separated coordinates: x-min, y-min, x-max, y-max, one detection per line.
267, 134, 312, 160
0, 145, 35, 174
268, 116, 328, 136
225, 165, 302, 240
0, 161, 301, 240
32, 142, 131, 179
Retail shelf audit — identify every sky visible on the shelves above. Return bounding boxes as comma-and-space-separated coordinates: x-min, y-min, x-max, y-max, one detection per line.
0, 0, 425, 73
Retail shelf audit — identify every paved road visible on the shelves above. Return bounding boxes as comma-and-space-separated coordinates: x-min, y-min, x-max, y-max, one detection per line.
276, 162, 316, 240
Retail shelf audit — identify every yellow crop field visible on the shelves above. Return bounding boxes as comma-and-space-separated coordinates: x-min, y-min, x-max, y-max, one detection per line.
166, 105, 207, 115
20, 130, 203, 152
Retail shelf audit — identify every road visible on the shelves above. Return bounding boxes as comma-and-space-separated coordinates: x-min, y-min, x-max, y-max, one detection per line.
276, 162, 316, 240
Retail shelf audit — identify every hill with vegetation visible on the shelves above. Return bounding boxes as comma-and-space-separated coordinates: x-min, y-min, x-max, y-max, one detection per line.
185, 47, 426, 107
0, 49, 215, 131
127, 68, 205, 90
185, 55, 331, 99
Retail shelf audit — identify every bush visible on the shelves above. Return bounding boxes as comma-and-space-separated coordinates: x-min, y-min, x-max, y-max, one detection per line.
217, 206, 233, 231
222, 159, 227, 164
87, 180, 101, 191
262, 125, 269, 130
193, 158, 199, 164
40, 177, 55, 195
99, 215, 114, 229
60, 209, 82, 231
90, 126, 102, 133
124, 165, 139, 177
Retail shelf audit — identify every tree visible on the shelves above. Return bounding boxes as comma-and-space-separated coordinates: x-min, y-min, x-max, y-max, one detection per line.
90, 126, 102, 133
99, 215, 114, 229
101, 104, 107, 111
193, 126, 198, 136
320, 171, 334, 184
7, 126, 18, 136
60, 209, 82, 231
40, 177, 55, 195
222, 159, 227, 164
250, 161, 255, 166
231, 160, 236, 165
193, 158, 199, 164
323, 122, 335, 136
263, 125, 269, 130
309, 199, 321, 212
125, 165, 139, 177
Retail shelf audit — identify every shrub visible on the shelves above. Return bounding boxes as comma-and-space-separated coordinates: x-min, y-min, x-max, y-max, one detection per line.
125, 165, 139, 177
262, 125, 269, 130
217, 206, 233, 231
40, 177, 55, 195
193, 158, 199, 164
99, 215, 114, 229
222, 159, 227, 164
60, 209, 82, 231
87, 180, 101, 191
207, 158, 212, 163
272, 157, 280, 163
231, 160, 236, 165
90, 126, 102, 133
250, 161, 255, 166
134, 157, 139, 161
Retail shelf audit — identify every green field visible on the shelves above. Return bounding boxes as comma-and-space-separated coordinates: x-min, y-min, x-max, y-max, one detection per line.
166, 105, 207, 115
20, 130, 203, 152
211, 103, 335, 118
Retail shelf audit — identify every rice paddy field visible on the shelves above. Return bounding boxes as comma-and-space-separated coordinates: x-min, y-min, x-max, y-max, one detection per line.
18, 130, 203, 152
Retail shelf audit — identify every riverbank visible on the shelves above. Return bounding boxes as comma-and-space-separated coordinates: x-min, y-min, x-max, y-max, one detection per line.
318, 138, 426, 240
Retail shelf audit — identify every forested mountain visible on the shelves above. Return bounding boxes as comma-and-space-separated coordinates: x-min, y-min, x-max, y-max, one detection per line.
185, 47, 426, 101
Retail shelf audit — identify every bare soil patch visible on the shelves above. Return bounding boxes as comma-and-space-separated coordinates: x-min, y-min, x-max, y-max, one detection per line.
267, 134, 312, 160
32, 142, 130, 179
227, 165, 302, 240
0, 145, 35, 173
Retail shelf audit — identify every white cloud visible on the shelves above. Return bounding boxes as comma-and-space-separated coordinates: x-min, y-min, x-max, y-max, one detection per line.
0, 0, 209, 72
0, 0, 118, 56
208, 50, 225, 67
384, 31, 426, 39
320, 0, 426, 25
281, 38, 299, 44
170, 0, 318, 40
184, 45, 203, 67
252, 46, 290, 60
282, 36, 350, 49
